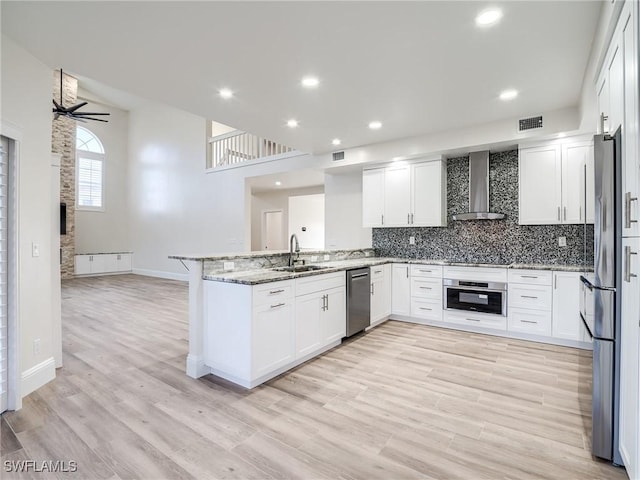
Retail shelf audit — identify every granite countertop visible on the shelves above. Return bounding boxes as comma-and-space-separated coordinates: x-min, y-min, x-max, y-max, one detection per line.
170, 249, 372, 261
202, 257, 591, 285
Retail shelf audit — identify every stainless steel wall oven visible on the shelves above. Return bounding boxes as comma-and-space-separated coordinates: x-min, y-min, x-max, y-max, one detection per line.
443, 279, 507, 316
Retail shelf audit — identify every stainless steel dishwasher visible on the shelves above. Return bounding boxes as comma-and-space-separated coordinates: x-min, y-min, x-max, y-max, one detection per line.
346, 268, 371, 337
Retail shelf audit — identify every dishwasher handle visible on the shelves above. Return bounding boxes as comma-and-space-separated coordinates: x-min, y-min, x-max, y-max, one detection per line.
350, 272, 369, 279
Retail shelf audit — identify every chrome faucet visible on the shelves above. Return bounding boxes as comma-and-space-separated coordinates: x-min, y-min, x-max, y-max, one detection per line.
288, 234, 300, 266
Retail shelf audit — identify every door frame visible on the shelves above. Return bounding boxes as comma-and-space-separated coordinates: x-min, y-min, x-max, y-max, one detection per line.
261, 209, 284, 251
1, 121, 22, 411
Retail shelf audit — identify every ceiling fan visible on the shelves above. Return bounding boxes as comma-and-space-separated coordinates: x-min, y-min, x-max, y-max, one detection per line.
52, 69, 110, 123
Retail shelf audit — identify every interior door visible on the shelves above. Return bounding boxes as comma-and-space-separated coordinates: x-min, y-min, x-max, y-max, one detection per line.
263, 210, 284, 250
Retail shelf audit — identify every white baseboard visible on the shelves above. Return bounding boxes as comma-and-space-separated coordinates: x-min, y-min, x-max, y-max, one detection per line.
21, 357, 56, 398
132, 268, 188, 282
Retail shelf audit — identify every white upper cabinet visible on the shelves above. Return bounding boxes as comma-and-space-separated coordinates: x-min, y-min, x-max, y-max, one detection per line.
362, 168, 385, 227
519, 138, 594, 225
608, 42, 624, 134
362, 158, 447, 228
519, 145, 562, 224
411, 161, 447, 227
384, 164, 411, 227
622, 5, 640, 237
562, 142, 595, 224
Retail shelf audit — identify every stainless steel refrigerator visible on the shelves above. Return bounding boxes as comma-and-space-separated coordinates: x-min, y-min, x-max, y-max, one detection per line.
580, 128, 623, 464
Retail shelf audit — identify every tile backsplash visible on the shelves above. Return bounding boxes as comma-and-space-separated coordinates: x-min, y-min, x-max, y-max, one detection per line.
372, 150, 594, 265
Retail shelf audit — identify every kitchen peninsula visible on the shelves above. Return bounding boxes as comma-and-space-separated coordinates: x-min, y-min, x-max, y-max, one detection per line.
171, 248, 591, 389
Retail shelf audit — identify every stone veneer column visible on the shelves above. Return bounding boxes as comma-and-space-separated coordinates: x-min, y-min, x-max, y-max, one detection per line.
52, 70, 78, 279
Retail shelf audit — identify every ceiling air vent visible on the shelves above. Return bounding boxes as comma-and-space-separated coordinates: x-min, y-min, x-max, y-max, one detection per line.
332, 151, 345, 161
518, 115, 543, 132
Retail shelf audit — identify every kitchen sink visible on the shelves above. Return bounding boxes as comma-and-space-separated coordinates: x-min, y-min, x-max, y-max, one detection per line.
273, 265, 328, 273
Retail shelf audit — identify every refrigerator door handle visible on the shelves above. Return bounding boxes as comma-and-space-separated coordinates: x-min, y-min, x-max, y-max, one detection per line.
580, 312, 594, 339
580, 275, 594, 291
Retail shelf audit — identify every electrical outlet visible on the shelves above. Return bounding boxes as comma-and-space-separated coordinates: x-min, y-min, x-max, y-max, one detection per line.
223, 261, 234, 271
558, 236, 567, 247
32, 242, 40, 257
33, 339, 41, 356
409, 236, 416, 245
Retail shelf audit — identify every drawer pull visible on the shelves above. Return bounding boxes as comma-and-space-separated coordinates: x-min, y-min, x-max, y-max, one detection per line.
466, 318, 481, 322
520, 275, 538, 279
373, 269, 382, 274
270, 303, 286, 309
269, 289, 285, 294
419, 307, 432, 311
419, 286, 432, 290
520, 295, 538, 299
419, 269, 433, 273
521, 319, 538, 324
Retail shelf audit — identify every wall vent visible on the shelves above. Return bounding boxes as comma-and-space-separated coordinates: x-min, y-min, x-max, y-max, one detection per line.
332, 151, 345, 161
518, 115, 543, 131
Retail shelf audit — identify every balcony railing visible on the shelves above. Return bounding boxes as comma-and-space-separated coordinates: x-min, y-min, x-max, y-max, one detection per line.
208, 130, 295, 169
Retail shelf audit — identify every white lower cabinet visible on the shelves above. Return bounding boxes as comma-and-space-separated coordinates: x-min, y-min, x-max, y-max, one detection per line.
507, 269, 553, 337
444, 310, 507, 331
391, 264, 411, 315
294, 272, 346, 359
551, 271, 582, 341
370, 264, 391, 325
75, 253, 133, 275
253, 300, 296, 378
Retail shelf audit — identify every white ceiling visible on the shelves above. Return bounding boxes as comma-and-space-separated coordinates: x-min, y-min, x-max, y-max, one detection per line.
247, 169, 325, 193
2, 1, 601, 155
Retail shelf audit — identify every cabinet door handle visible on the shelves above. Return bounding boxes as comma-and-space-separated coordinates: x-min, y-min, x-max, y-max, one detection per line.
521, 295, 538, 299
563, 206, 567, 221
600, 112, 608, 133
326, 294, 329, 310
521, 319, 538, 324
269, 289, 285, 294
270, 303, 286, 309
625, 246, 638, 283
407, 213, 411, 224
625, 192, 638, 229
381, 214, 384, 225
557, 207, 561, 222
371, 283, 375, 295
554, 275, 557, 289
406, 267, 409, 278
411, 213, 414, 224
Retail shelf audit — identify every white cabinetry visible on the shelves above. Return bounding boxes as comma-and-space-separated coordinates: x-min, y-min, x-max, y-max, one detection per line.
370, 264, 391, 326
362, 158, 446, 228
294, 272, 346, 358
551, 272, 581, 341
620, 238, 640, 478
384, 164, 411, 227
362, 168, 385, 227
519, 139, 594, 225
391, 263, 411, 315
253, 299, 296, 378
75, 253, 133, 275
410, 265, 443, 322
507, 270, 552, 336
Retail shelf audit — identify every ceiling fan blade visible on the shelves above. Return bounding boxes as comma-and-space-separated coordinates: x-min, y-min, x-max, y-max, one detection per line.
73, 115, 109, 123
52, 99, 62, 109
72, 112, 110, 116
66, 101, 88, 112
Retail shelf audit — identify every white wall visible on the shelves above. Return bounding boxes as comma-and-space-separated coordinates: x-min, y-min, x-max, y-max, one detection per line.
288, 194, 324, 250
75, 95, 130, 254
1, 35, 57, 400
324, 170, 372, 250
250, 186, 324, 251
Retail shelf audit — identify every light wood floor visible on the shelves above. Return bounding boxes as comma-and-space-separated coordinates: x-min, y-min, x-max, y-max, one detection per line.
1, 274, 628, 480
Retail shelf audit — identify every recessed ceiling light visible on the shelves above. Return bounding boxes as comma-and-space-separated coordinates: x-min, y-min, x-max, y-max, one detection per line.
369, 121, 382, 130
219, 88, 233, 99
287, 119, 299, 128
302, 76, 319, 88
476, 8, 503, 27
499, 89, 518, 101
275, 181, 282, 186
332, 138, 341, 146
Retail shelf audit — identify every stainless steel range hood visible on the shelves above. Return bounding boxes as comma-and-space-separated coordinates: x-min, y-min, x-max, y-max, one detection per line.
452, 151, 505, 221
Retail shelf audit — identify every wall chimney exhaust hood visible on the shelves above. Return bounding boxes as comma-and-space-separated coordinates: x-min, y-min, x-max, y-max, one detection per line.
452, 151, 505, 221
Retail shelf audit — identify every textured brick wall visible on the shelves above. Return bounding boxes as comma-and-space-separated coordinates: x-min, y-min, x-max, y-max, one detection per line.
52, 71, 78, 279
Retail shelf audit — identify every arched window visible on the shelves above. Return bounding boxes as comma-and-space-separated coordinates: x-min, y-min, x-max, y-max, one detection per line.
75, 126, 105, 210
